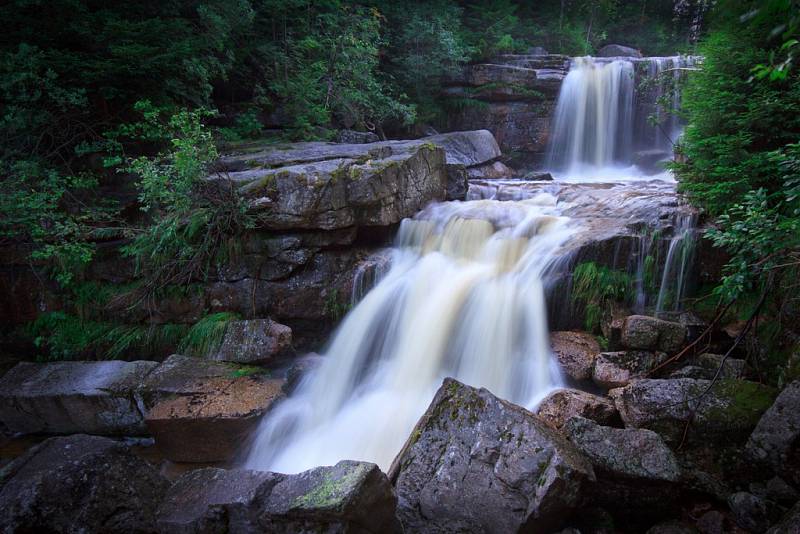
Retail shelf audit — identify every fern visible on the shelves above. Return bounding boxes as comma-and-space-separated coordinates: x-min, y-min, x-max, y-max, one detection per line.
571, 262, 632, 332
178, 312, 240, 357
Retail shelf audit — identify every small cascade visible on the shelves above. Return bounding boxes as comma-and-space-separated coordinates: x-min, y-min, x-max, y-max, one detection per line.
246, 198, 577, 473
655, 211, 699, 314
547, 55, 693, 176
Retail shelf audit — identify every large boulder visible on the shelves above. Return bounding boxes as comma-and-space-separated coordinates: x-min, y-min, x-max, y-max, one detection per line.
157, 461, 400, 533
563, 416, 681, 483
592, 350, 667, 389
597, 44, 643, 58
563, 416, 682, 524
746, 380, 800, 484
209, 318, 292, 365
551, 331, 601, 382
536, 388, 619, 429
768, 501, 800, 534
621, 315, 688, 354
611, 379, 777, 445
0, 434, 169, 532
390, 378, 595, 533
142, 355, 286, 462
0, 360, 157, 436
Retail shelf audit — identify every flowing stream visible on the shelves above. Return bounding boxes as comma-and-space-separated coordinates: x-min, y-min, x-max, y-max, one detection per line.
245, 55, 698, 474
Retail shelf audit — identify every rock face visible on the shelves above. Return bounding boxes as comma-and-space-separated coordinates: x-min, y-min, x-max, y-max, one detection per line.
592, 350, 667, 389
563, 416, 680, 483
621, 315, 688, 353
335, 129, 379, 144
611, 378, 777, 445
210, 318, 292, 364
551, 331, 601, 382
746, 380, 800, 483
443, 54, 570, 165
143, 355, 285, 462
0, 434, 169, 532
217, 130, 500, 226
157, 461, 400, 533
390, 378, 595, 533
536, 388, 619, 429
597, 44, 643, 58
0, 360, 157, 435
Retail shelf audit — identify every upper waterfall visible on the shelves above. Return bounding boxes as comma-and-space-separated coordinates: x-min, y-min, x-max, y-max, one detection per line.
546, 56, 692, 176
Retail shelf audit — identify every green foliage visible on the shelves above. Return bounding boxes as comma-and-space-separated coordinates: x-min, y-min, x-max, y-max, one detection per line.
119, 103, 254, 304
178, 311, 240, 357
571, 262, 632, 332
28, 311, 187, 361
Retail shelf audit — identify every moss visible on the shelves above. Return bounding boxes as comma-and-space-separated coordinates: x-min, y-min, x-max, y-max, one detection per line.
707, 379, 777, 424
293, 465, 369, 509
229, 365, 268, 378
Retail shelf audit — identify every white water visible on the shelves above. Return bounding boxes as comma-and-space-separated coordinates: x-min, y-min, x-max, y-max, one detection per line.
245, 197, 577, 473
245, 54, 698, 474
547, 56, 692, 177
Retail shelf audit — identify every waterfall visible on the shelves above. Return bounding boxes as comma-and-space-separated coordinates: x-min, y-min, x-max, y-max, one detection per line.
245, 197, 577, 473
546, 55, 692, 176
655, 211, 699, 314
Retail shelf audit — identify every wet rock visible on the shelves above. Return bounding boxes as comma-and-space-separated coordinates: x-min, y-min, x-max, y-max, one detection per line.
157, 461, 400, 533
601, 304, 629, 351
0, 434, 168, 533
209, 318, 292, 365
746, 380, 800, 483
621, 315, 688, 353
527, 46, 548, 56
335, 129, 379, 144
0, 360, 157, 436
633, 149, 671, 174
143, 355, 285, 463
467, 160, 514, 179
597, 44, 643, 58
390, 378, 595, 534
592, 350, 667, 389
611, 378, 777, 445
536, 388, 618, 429
523, 171, 554, 181
446, 164, 469, 201
424, 129, 502, 167
765, 477, 800, 506
284, 353, 324, 394
563, 416, 681, 483
551, 331, 601, 382
728, 492, 772, 533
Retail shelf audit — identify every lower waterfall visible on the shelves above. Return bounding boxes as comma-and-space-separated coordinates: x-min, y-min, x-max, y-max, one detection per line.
245, 197, 576, 472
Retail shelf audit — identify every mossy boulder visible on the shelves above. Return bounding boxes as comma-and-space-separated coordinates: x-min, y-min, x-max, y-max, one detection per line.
157, 461, 400, 533
610, 378, 777, 445
592, 350, 667, 390
389, 378, 595, 534
621, 315, 687, 354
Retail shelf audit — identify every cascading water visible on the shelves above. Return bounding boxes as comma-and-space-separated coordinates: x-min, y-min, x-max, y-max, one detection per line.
245, 52, 701, 475
546, 55, 693, 177
245, 198, 577, 473
655, 211, 699, 314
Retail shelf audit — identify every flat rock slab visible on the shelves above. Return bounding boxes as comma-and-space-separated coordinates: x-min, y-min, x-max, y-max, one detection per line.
390, 378, 594, 534
143, 355, 285, 463
611, 378, 777, 445
0, 434, 169, 532
157, 461, 399, 533
0, 360, 157, 435
746, 380, 800, 484
210, 318, 292, 365
536, 388, 618, 429
550, 331, 601, 382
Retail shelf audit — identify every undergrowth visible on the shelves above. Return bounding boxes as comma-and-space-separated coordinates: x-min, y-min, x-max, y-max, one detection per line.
571, 262, 632, 332
178, 311, 240, 357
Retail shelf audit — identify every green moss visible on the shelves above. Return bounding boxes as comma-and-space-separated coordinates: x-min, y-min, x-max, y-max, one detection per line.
708, 379, 777, 424
293, 464, 369, 509
230, 365, 268, 378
